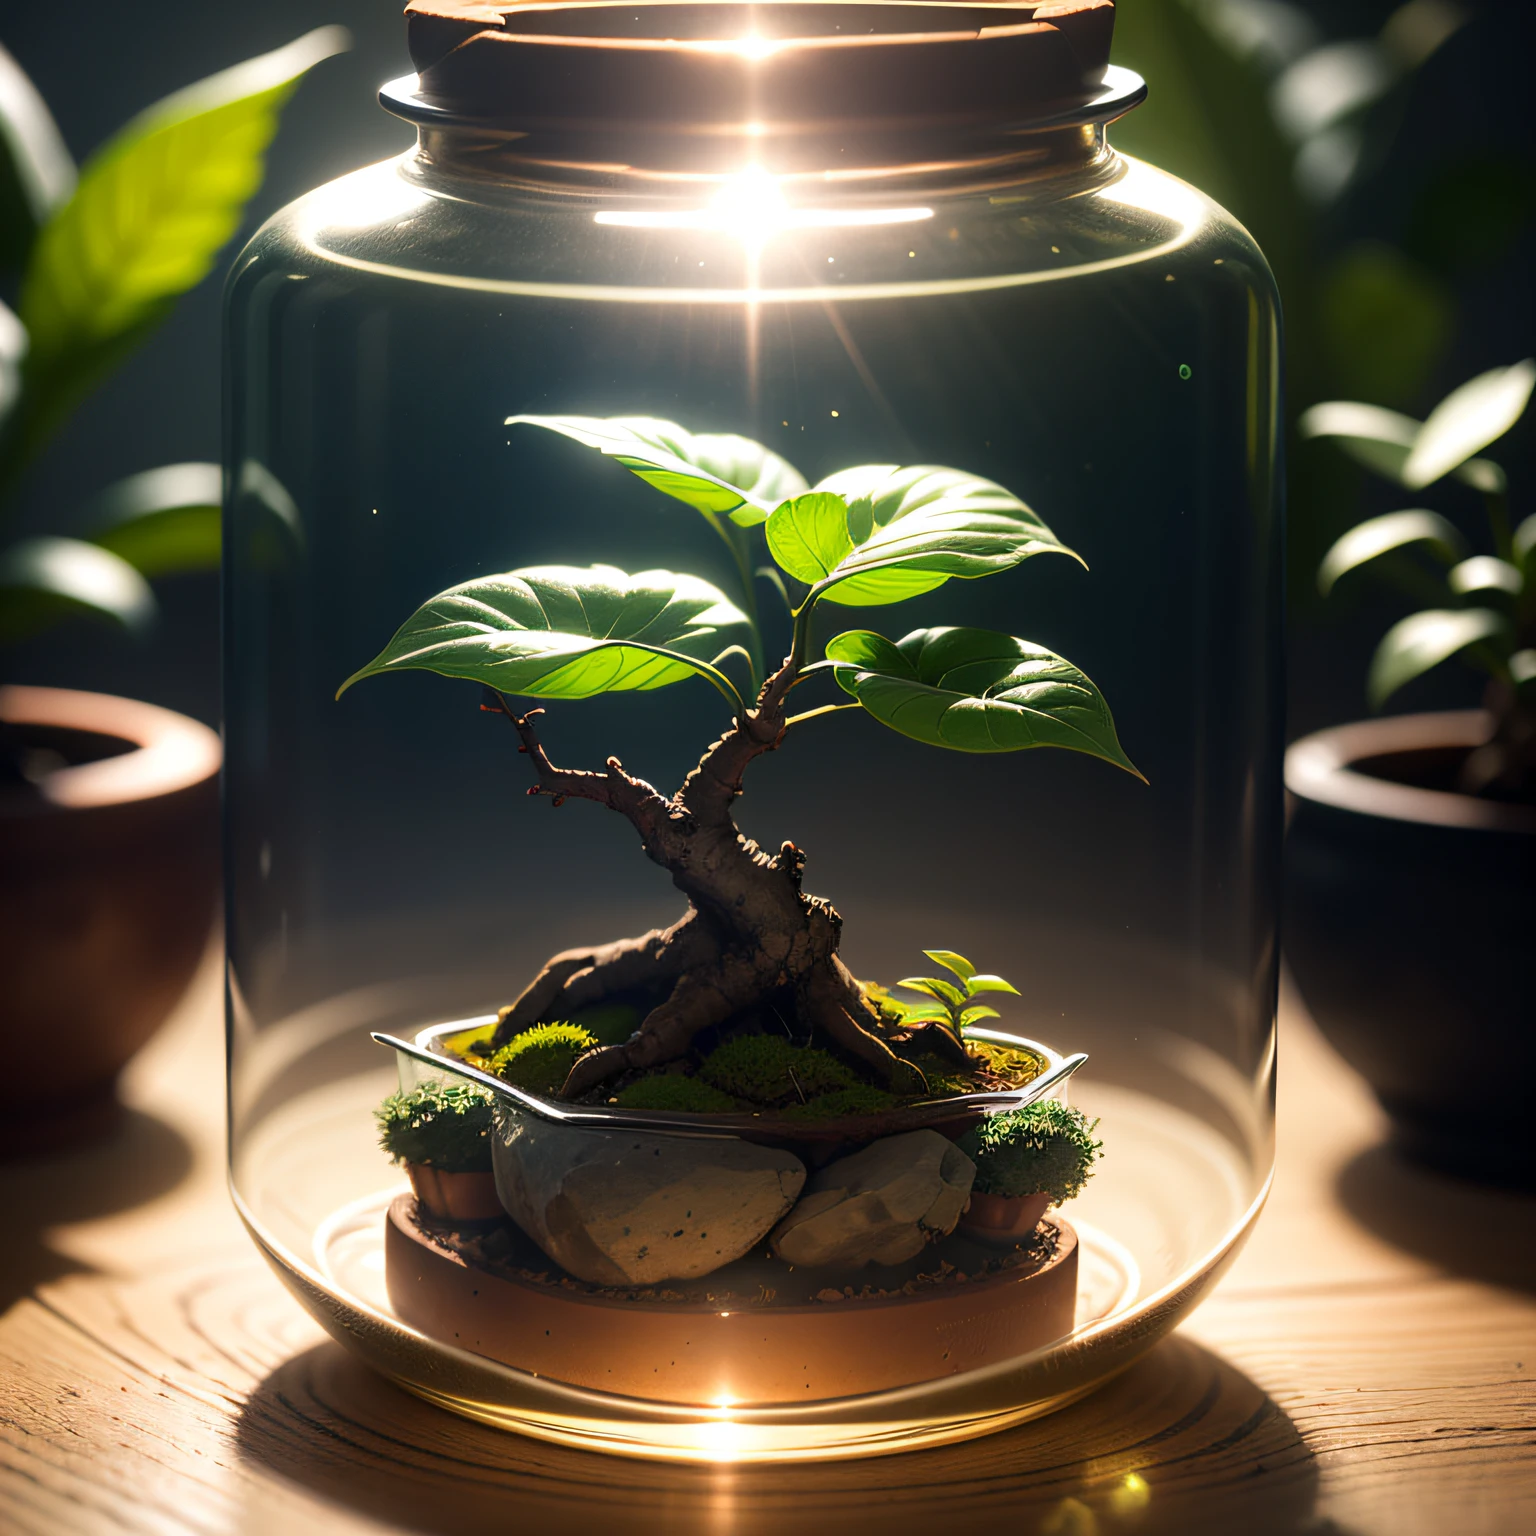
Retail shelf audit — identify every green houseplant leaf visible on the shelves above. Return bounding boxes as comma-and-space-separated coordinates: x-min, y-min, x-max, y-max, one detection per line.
1401, 359, 1536, 490
0, 42, 75, 275
0, 297, 25, 427
15, 27, 346, 461
1447, 556, 1522, 599
1316, 508, 1468, 595
508, 414, 808, 526
0, 534, 154, 640
338, 564, 752, 707
921, 950, 976, 984
1368, 607, 1511, 708
790, 465, 1081, 607
1299, 399, 1503, 492
825, 625, 1143, 777
89, 461, 221, 576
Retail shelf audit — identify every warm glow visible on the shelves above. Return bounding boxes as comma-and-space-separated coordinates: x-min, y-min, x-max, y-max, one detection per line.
593, 168, 933, 244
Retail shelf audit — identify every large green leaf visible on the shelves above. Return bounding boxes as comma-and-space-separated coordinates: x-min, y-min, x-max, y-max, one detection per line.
769, 466, 1078, 608
0, 42, 75, 276
1446, 557, 1522, 599
1368, 607, 1510, 708
825, 626, 1142, 776
15, 28, 345, 458
508, 414, 807, 527
1317, 509, 1467, 595
338, 564, 751, 702
0, 534, 154, 641
89, 462, 221, 577
1401, 360, 1536, 490
1299, 400, 1503, 491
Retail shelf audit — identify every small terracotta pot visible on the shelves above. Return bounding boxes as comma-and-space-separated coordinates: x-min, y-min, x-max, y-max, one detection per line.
959, 1190, 1053, 1243
0, 686, 220, 1157
406, 1164, 504, 1221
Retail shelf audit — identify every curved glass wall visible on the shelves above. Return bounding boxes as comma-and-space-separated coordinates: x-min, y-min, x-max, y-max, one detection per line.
224, 1, 1280, 1461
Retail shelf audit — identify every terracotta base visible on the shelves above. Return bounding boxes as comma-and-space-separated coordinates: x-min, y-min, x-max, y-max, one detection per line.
959, 1191, 1053, 1243
405, 1165, 503, 1221
385, 1194, 1078, 1404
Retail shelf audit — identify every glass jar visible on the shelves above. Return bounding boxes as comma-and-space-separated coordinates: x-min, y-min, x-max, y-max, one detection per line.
224, 1, 1280, 1462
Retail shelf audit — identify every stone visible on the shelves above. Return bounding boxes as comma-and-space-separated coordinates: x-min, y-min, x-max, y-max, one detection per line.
769, 1129, 976, 1268
491, 1111, 806, 1286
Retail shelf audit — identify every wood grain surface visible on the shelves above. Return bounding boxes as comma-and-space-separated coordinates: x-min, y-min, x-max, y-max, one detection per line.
2, 946, 1533, 1536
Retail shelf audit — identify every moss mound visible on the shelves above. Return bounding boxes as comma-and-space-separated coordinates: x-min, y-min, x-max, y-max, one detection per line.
781, 1085, 898, 1121
613, 1074, 738, 1113
487, 1022, 598, 1095
700, 1035, 860, 1105
959, 1099, 1103, 1203
375, 1081, 494, 1173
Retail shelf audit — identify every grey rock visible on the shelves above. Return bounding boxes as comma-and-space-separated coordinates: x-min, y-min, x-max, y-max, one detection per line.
491, 1108, 806, 1286
769, 1130, 975, 1268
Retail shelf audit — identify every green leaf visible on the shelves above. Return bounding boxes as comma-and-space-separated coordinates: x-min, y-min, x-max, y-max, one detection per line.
16, 28, 345, 455
1368, 607, 1511, 708
0, 297, 24, 426
1514, 515, 1536, 586
826, 625, 1144, 778
958, 1004, 1002, 1027
0, 42, 75, 275
921, 949, 976, 984
765, 492, 853, 584
966, 974, 1022, 997
1317, 509, 1468, 595
0, 534, 154, 640
802, 465, 1081, 607
1402, 360, 1536, 490
1447, 557, 1522, 599
897, 977, 966, 1010
1298, 400, 1503, 490
508, 415, 808, 526
887, 1001, 952, 1026
89, 462, 221, 577
338, 564, 751, 704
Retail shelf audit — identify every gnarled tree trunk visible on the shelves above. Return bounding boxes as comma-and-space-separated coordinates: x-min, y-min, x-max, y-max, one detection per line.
485, 657, 948, 1098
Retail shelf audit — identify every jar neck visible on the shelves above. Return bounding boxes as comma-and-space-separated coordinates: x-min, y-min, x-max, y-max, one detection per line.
406, 117, 1118, 204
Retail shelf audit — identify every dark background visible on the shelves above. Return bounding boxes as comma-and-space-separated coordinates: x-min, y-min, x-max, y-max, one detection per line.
2, 0, 1533, 736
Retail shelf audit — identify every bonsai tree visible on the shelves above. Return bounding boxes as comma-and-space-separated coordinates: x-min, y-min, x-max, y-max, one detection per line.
341, 415, 1143, 1100
1303, 359, 1536, 797
0, 31, 341, 664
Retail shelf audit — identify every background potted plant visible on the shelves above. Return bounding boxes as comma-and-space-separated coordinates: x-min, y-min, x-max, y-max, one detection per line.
1285, 360, 1536, 1186
0, 29, 340, 1152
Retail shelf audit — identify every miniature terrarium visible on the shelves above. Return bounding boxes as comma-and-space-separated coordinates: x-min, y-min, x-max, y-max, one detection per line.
226, 1, 1280, 1462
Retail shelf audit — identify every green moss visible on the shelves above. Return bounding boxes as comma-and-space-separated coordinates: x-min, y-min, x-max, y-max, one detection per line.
486, 1021, 598, 1095
613, 1074, 738, 1113
375, 1081, 495, 1173
906, 1053, 978, 1097
958, 1100, 1103, 1203
781, 1085, 898, 1121
699, 1035, 861, 1105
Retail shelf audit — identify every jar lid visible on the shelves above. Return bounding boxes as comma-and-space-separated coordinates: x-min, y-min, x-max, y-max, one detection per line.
397, 2, 1124, 136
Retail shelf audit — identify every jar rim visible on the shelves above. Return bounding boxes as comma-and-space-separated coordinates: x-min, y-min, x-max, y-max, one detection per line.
394, 1, 1135, 143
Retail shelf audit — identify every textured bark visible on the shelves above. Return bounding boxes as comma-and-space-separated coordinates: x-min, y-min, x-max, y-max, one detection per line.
485, 664, 925, 1097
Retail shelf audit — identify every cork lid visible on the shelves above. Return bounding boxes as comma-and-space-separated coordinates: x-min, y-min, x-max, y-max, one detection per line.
395, 2, 1123, 134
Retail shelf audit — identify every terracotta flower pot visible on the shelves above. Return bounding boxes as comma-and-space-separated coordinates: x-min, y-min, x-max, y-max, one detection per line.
0, 686, 221, 1157
958, 1189, 1053, 1243
1285, 711, 1536, 1187
406, 1163, 504, 1221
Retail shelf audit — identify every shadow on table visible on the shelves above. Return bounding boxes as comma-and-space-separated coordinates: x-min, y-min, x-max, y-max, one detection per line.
1336, 1144, 1536, 1296
0, 1107, 193, 1308
235, 1333, 1339, 1536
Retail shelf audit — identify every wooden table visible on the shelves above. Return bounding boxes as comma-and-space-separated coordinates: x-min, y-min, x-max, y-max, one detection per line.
2, 951, 1533, 1536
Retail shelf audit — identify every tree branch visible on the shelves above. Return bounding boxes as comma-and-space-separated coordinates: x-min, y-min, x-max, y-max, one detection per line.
495, 700, 672, 838
676, 651, 801, 824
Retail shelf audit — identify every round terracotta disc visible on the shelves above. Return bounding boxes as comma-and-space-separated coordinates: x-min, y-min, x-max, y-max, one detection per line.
385, 1194, 1079, 1404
